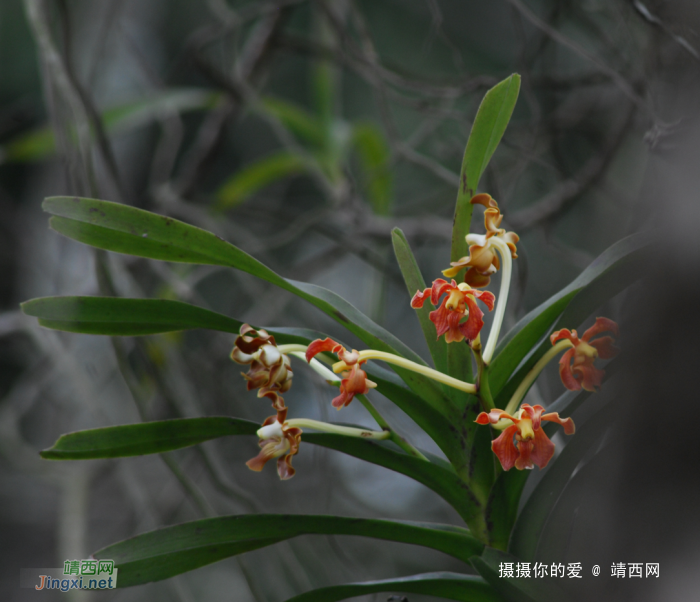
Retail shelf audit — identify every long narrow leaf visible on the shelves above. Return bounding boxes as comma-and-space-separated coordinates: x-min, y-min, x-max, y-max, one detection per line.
93, 515, 483, 586
21, 296, 243, 336
285, 572, 503, 602
42, 196, 451, 416
40, 418, 256, 459
39, 416, 481, 527
451, 74, 520, 264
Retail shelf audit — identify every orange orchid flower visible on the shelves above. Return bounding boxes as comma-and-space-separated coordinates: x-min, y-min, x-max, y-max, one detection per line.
442, 194, 519, 288
246, 407, 303, 480
550, 317, 620, 392
306, 338, 377, 409
411, 279, 495, 344
231, 324, 292, 410
476, 404, 575, 471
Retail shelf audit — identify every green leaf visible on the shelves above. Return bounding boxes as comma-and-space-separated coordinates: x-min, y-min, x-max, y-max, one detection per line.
3, 88, 219, 162
93, 515, 482, 586
21, 296, 244, 336
352, 122, 393, 216
391, 228, 448, 373
285, 572, 503, 602
42, 196, 452, 417
40, 418, 257, 460
214, 151, 308, 210
39, 415, 482, 528
508, 403, 615, 562
471, 548, 572, 602
303, 432, 483, 529
258, 97, 325, 147
451, 74, 520, 264
490, 232, 649, 402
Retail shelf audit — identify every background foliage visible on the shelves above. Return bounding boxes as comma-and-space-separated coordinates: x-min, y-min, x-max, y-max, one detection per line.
1, 1, 697, 601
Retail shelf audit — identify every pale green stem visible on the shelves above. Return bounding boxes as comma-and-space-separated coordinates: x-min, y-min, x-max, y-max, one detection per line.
335, 350, 477, 395
503, 339, 574, 416
483, 236, 513, 365
285, 419, 390, 440
286, 350, 340, 383
278, 344, 309, 355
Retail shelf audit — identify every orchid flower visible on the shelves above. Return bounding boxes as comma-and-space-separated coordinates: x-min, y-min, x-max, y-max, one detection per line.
476, 404, 575, 470
442, 194, 519, 287
411, 279, 495, 344
231, 324, 293, 410
551, 317, 620, 392
306, 338, 377, 409
247, 407, 390, 479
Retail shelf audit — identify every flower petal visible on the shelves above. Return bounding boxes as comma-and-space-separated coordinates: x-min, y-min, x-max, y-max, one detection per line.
542, 412, 576, 435
306, 338, 342, 362
463, 268, 492, 288
581, 317, 619, 342
590, 336, 620, 359
410, 287, 432, 308
527, 427, 555, 469
550, 328, 580, 347
558, 348, 581, 391
573, 361, 604, 392
460, 294, 485, 342
491, 425, 520, 471
472, 289, 496, 311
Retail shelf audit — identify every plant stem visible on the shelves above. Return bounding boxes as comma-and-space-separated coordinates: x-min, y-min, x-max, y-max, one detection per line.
482, 236, 513, 365
285, 418, 390, 440
335, 350, 477, 394
504, 339, 574, 415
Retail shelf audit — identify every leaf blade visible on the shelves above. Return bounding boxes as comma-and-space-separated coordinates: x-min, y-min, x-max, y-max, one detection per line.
93, 515, 483, 586
21, 296, 244, 336
285, 572, 503, 602
452, 74, 520, 264
43, 196, 452, 416
40, 418, 257, 460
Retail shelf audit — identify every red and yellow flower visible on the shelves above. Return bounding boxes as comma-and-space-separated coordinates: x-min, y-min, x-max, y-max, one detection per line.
231, 324, 292, 410
476, 404, 575, 470
442, 194, 519, 288
551, 317, 619, 392
246, 407, 303, 480
305, 338, 377, 409
411, 279, 495, 344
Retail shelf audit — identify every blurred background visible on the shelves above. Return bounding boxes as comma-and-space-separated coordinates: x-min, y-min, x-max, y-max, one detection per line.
0, 0, 697, 601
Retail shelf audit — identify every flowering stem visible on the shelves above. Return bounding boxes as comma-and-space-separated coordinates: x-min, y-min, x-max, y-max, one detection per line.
356, 394, 428, 461
285, 350, 340, 383
334, 350, 478, 395
284, 418, 390, 440
504, 339, 574, 416
482, 236, 513, 365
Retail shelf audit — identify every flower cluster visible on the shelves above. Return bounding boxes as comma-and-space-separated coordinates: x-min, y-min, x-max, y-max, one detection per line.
442, 194, 519, 288
231, 324, 292, 411
233, 192, 621, 477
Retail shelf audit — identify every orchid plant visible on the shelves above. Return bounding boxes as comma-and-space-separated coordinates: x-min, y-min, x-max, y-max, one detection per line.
21, 74, 647, 602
